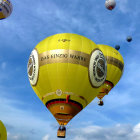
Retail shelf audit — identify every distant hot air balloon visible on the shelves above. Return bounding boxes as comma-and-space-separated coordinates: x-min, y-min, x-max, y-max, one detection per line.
115, 45, 120, 50
0, 0, 12, 20
0, 120, 7, 140
105, 0, 116, 10
27, 33, 107, 138
126, 36, 132, 42
96, 44, 124, 105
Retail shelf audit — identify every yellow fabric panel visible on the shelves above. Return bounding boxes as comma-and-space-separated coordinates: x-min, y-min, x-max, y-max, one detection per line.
32, 33, 101, 109
36, 33, 97, 54
0, 120, 7, 140
106, 64, 122, 85
98, 44, 124, 63
0, 12, 5, 19
33, 57, 100, 108
98, 44, 124, 86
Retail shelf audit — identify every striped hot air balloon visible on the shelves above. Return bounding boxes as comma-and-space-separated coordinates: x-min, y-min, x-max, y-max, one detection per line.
0, 0, 12, 20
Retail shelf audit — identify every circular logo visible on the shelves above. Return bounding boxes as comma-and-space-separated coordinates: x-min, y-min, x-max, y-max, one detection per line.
56, 89, 62, 96
89, 49, 107, 88
27, 49, 39, 86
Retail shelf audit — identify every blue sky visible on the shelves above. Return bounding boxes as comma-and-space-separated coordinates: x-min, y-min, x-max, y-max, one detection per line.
0, 0, 140, 139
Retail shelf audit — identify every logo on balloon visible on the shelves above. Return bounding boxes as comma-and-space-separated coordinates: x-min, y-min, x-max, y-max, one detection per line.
27, 49, 39, 86
89, 49, 107, 88
56, 89, 62, 96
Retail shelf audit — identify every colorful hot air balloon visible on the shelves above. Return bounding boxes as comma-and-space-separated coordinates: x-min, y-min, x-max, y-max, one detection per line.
105, 0, 116, 10
27, 33, 107, 138
0, 0, 12, 20
96, 44, 124, 105
0, 120, 7, 140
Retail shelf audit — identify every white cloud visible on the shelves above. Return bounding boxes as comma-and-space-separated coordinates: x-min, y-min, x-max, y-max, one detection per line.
0, 91, 54, 140
81, 125, 102, 134
7, 132, 28, 140
69, 123, 140, 140
131, 123, 140, 140
72, 136, 87, 140
42, 134, 50, 140
133, 123, 140, 133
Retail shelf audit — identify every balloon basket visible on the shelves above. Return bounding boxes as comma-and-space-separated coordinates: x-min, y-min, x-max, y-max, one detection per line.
98, 100, 104, 106
57, 126, 66, 138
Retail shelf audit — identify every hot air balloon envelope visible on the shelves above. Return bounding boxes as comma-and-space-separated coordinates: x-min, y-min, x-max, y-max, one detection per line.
27, 33, 107, 138
105, 0, 116, 10
0, 120, 7, 140
96, 44, 124, 105
115, 45, 120, 50
126, 36, 132, 42
0, 0, 12, 20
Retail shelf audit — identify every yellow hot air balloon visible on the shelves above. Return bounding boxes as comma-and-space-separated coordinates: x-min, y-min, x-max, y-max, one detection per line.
27, 33, 107, 138
0, 0, 12, 20
96, 44, 124, 106
0, 120, 7, 140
